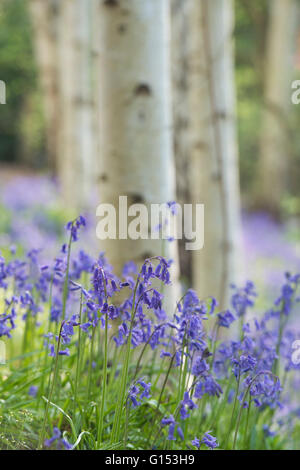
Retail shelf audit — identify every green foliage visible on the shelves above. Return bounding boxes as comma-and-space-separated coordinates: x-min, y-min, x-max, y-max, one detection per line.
0, 0, 44, 164
234, 0, 268, 195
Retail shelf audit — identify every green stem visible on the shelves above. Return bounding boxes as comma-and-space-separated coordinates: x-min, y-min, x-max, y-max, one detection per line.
38, 321, 64, 449
149, 353, 175, 447
124, 403, 130, 449
87, 327, 96, 400
225, 372, 240, 449
232, 371, 278, 450
97, 311, 108, 448
132, 323, 166, 382
243, 398, 252, 449
74, 291, 83, 408
111, 277, 140, 443
62, 230, 73, 320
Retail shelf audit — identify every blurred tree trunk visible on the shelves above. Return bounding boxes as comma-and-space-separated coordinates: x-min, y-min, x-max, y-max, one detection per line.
257, 0, 296, 216
29, 0, 60, 171
171, 0, 192, 285
187, 0, 242, 308
97, 0, 180, 313
57, 0, 95, 208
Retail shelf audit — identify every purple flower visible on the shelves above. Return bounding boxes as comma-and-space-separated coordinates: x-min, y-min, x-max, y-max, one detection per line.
192, 432, 219, 450
231, 281, 256, 318
28, 386, 38, 398
179, 391, 197, 419
161, 415, 184, 441
44, 427, 61, 448
66, 215, 86, 242
127, 379, 152, 408
232, 354, 257, 377
192, 437, 200, 449
194, 375, 223, 399
44, 427, 73, 450
192, 358, 209, 376
201, 431, 219, 449
263, 425, 276, 438
217, 310, 235, 328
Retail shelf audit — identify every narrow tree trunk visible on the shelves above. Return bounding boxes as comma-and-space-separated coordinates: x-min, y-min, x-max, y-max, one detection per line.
29, 0, 60, 171
257, 0, 296, 216
97, 0, 180, 313
171, 0, 192, 283
57, 0, 95, 209
187, 0, 242, 308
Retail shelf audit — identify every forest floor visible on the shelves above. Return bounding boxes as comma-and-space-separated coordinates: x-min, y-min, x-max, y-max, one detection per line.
0, 166, 299, 450
0, 164, 299, 306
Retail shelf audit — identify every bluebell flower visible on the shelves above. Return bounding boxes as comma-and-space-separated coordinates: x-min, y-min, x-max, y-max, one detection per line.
127, 379, 152, 408
179, 391, 197, 420
231, 281, 256, 318
192, 437, 200, 449
201, 431, 219, 449
28, 386, 38, 398
263, 425, 276, 438
192, 432, 219, 450
217, 310, 235, 328
192, 358, 209, 376
161, 415, 183, 441
66, 215, 86, 242
44, 427, 73, 450
44, 427, 61, 447
194, 375, 223, 399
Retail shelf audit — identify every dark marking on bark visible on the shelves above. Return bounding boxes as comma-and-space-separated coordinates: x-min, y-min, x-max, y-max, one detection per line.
50, 2, 60, 16
178, 116, 189, 129
141, 252, 154, 261
103, 0, 119, 7
134, 83, 152, 97
138, 111, 146, 121
194, 140, 207, 151
214, 110, 227, 120
211, 171, 222, 182
99, 173, 108, 183
128, 193, 145, 205
74, 97, 93, 107
221, 240, 233, 252
118, 24, 127, 34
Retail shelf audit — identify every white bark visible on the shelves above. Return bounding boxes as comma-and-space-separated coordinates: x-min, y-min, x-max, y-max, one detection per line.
97, 0, 180, 313
258, 0, 296, 214
187, 0, 242, 308
29, 0, 60, 170
57, 0, 95, 209
171, 0, 192, 281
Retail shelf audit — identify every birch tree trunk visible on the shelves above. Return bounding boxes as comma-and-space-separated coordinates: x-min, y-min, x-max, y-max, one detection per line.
57, 0, 95, 209
97, 0, 180, 313
29, 0, 60, 171
257, 0, 296, 216
171, 0, 192, 283
187, 0, 242, 308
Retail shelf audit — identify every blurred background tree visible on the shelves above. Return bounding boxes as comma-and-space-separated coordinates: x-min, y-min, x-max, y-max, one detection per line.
1, 0, 299, 202
0, 0, 45, 166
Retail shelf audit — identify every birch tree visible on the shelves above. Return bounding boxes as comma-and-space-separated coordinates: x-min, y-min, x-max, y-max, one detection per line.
97, 0, 179, 312
29, 0, 60, 171
30, 0, 96, 208
187, 0, 242, 308
257, 0, 296, 215
57, 0, 96, 208
171, 0, 192, 282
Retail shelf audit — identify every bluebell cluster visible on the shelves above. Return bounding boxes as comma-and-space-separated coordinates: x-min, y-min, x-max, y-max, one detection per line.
0, 215, 299, 449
